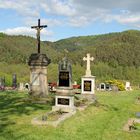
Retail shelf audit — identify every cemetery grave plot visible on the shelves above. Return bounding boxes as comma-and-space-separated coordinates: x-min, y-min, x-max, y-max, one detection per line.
39, 110, 68, 122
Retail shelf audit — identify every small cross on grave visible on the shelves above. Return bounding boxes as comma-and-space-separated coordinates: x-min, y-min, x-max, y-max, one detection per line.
31, 19, 47, 53
83, 53, 94, 76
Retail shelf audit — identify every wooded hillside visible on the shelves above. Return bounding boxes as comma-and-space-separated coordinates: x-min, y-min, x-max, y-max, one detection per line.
0, 30, 140, 85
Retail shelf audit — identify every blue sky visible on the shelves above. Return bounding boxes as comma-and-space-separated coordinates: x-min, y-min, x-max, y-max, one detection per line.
0, 0, 140, 41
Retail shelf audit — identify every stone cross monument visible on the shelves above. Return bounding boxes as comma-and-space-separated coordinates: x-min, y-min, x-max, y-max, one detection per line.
28, 19, 51, 97
83, 53, 94, 76
81, 53, 95, 96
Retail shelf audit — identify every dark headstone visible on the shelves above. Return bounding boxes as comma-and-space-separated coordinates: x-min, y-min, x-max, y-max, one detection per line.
12, 74, 17, 88
101, 84, 105, 89
106, 84, 112, 91
84, 80, 91, 91
59, 72, 69, 87
58, 98, 70, 105
58, 57, 72, 88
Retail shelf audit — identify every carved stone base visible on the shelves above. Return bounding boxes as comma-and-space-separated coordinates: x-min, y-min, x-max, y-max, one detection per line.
52, 95, 75, 112
81, 76, 95, 94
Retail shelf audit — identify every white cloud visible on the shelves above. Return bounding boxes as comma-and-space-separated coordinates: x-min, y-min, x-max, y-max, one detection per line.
41, 0, 76, 17
50, 0, 76, 16
115, 15, 140, 24
1, 0, 140, 33
69, 16, 90, 27
0, 27, 53, 40
0, 0, 39, 17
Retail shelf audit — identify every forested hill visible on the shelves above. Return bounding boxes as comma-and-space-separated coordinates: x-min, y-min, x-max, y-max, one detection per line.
0, 30, 140, 84
0, 33, 60, 64
52, 30, 140, 67
0, 30, 140, 67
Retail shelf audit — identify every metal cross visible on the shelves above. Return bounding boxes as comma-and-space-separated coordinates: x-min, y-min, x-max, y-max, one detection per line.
31, 19, 47, 53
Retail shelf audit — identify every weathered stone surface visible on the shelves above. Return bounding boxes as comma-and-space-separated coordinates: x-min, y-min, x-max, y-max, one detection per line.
28, 53, 51, 97
31, 110, 76, 127
123, 118, 140, 131
28, 53, 51, 66
29, 66, 48, 97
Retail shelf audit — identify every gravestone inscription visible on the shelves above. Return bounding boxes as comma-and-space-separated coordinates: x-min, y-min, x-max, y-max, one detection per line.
59, 72, 69, 87
58, 98, 69, 105
84, 80, 92, 91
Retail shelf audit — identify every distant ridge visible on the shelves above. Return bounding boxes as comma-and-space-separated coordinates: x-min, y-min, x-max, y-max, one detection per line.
0, 30, 140, 67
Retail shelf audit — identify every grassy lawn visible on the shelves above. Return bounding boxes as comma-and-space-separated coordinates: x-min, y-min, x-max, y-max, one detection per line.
0, 91, 140, 140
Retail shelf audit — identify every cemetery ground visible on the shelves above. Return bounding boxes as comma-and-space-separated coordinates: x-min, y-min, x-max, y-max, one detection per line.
0, 91, 140, 140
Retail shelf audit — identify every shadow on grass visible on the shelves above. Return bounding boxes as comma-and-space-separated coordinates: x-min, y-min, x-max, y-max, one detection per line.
91, 100, 119, 111
0, 91, 51, 139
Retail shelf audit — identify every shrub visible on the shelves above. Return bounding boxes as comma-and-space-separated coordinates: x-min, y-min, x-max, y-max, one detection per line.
105, 80, 125, 91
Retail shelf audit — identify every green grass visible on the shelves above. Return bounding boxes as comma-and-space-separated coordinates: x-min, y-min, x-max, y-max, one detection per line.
0, 91, 140, 140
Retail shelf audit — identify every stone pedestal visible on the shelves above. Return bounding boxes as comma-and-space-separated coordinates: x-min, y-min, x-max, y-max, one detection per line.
81, 76, 95, 94
53, 87, 76, 112
28, 53, 50, 97
52, 94, 75, 112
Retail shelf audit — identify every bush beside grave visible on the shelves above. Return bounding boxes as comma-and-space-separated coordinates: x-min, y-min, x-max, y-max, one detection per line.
105, 80, 125, 91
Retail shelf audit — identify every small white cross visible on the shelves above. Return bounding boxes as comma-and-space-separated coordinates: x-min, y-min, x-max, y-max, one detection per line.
83, 53, 94, 76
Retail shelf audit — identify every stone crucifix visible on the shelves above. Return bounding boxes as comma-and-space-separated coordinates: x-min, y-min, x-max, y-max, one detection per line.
31, 19, 47, 53
83, 53, 94, 76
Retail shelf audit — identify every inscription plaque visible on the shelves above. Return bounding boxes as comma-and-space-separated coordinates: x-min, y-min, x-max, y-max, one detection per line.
84, 80, 91, 91
58, 98, 70, 105
59, 71, 69, 87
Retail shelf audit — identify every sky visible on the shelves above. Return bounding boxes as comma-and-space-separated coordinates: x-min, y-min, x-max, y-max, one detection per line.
0, 0, 140, 41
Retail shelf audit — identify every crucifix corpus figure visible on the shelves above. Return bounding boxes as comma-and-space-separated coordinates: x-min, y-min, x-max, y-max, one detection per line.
83, 53, 94, 76
31, 19, 47, 53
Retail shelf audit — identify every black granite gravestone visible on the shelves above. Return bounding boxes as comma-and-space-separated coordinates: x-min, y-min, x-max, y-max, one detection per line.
52, 57, 75, 112
101, 84, 105, 89
58, 57, 72, 88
